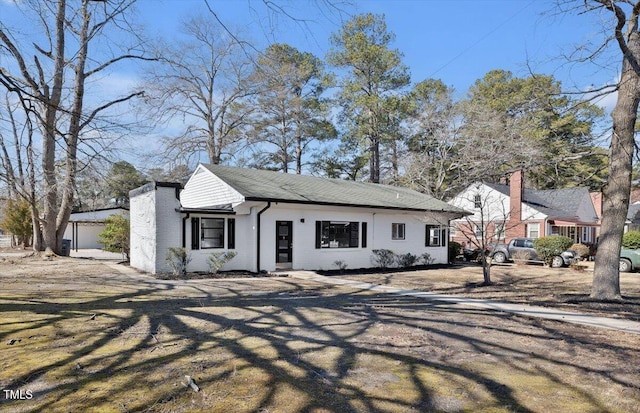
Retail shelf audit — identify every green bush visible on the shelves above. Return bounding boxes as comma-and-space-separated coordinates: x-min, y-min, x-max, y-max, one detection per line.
533, 236, 573, 266
570, 243, 590, 260
449, 241, 462, 262
622, 230, 640, 249
98, 215, 130, 260
371, 249, 395, 268
420, 252, 435, 265
396, 252, 418, 268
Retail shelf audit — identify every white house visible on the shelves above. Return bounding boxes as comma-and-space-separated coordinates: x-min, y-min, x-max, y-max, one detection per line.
63, 207, 129, 250
129, 164, 468, 274
449, 170, 599, 246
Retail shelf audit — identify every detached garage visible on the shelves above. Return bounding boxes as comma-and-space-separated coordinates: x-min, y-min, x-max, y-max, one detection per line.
63, 207, 129, 250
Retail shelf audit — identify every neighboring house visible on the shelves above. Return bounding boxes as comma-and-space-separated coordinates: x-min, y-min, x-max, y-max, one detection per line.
449, 170, 599, 246
591, 191, 640, 234
62, 207, 129, 250
129, 164, 468, 274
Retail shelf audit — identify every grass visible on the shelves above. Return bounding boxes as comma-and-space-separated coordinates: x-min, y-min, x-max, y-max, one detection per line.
0, 256, 639, 412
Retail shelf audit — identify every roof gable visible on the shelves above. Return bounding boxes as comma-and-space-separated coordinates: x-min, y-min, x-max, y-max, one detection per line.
199, 164, 467, 215
473, 182, 594, 219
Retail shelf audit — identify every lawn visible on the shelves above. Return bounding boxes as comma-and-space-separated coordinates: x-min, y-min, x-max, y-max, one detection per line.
0, 256, 639, 412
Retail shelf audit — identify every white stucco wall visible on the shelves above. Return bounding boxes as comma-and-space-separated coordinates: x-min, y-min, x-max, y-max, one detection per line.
130, 190, 157, 273
130, 184, 181, 273
256, 203, 447, 272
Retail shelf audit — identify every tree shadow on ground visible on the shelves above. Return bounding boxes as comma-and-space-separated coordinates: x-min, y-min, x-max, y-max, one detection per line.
0, 271, 639, 412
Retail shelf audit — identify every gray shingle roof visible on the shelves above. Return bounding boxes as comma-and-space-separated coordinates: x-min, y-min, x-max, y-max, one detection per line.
484, 182, 590, 219
201, 164, 468, 215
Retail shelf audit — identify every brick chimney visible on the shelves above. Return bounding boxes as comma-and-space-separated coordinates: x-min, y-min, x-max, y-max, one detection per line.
506, 170, 526, 239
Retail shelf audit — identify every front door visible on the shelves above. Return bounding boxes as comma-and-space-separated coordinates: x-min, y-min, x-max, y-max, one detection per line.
276, 221, 293, 264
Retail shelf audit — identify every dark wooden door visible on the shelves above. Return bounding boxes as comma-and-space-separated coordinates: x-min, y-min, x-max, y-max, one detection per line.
276, 221, 293, 263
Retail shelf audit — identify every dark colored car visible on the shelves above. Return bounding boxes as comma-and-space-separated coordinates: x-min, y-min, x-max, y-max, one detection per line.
489, 237, 575, 268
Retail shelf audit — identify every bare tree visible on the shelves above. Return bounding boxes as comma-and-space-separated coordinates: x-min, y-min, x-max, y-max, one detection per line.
144, 16, 257, 166
449, 184, 513, 285
0, 0, 151, 254
558, 0, 640, 300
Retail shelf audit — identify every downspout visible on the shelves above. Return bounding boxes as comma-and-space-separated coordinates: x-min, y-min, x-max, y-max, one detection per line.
256, 202, 271, 272
182, 212, 190, 248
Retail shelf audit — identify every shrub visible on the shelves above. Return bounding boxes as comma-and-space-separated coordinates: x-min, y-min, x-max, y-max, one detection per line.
511, 249, 532, 265
166, 247, 191, 276
333, 260, 348, 272
420, 252, 435, 266
208, 251, 237, 274
570, 243, 590, 260
448, 241, 462, 262
533, 236, 573, 266
622, 230, 640, 249
1, 198, 32, 247
371, 249, 395, 268
396, 252, 418, 268
98, 215, 130, 260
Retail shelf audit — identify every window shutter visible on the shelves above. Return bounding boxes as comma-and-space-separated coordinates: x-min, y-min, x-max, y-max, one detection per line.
228, 218, 235, 249
349, 222, 359, 247
362, 222, 368, 248
191, 218, 200, 250
315, 221, 322, 249
441, 228, 447, 247
425, 225, 430, 246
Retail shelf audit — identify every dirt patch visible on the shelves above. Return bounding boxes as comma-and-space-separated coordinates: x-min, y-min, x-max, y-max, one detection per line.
0, 256, 639, 412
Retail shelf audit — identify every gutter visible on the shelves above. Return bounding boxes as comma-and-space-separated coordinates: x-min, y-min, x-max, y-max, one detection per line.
256, 202, 271, 272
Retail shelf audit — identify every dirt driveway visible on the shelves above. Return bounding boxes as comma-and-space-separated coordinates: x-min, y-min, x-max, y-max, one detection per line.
0, 256, 639, 413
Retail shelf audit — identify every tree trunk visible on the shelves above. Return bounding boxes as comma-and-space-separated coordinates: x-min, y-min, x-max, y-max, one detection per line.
592, 30, 640, 300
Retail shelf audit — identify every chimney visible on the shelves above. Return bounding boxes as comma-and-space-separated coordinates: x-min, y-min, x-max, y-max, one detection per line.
506, 169, 525, 239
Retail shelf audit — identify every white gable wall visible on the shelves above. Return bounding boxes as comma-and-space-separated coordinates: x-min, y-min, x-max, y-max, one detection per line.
180, 165, 244, 208
449, 183, 511, 223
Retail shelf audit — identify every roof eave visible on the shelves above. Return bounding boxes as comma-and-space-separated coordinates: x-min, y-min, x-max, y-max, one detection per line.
244, 196, 467, 215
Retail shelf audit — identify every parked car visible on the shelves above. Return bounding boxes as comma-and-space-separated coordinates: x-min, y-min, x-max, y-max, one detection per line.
489, 237, 576, 268
619, 248, 640, 272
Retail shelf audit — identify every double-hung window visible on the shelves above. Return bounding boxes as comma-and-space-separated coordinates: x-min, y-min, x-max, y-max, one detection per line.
316, 221, 359, 248
201, 218, 225, 249
426, 225, 446, 247
392, 223, 405, 240
526, 223, 540, 239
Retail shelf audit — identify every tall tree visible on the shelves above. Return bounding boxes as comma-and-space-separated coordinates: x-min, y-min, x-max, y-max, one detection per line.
145, 15, 256, 166
402, 79, 460, 199
574, 0, 640, 300
106, 161, 147, 206
327, 13, 410, 183
250, 43, 335, 173
0, 0, 149, 254
465, 70, 606, 190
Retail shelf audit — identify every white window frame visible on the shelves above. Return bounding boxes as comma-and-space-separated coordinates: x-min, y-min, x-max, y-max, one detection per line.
392, 223, 405, 240
527, 223, 540, 239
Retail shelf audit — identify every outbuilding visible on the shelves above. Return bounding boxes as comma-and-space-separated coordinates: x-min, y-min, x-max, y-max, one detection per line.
129, 164, 467, 274
63, 207, 129, 250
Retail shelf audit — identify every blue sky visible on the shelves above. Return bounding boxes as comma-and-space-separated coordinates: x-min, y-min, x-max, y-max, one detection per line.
139, 0, 617, 102
0, 0, 620, 167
